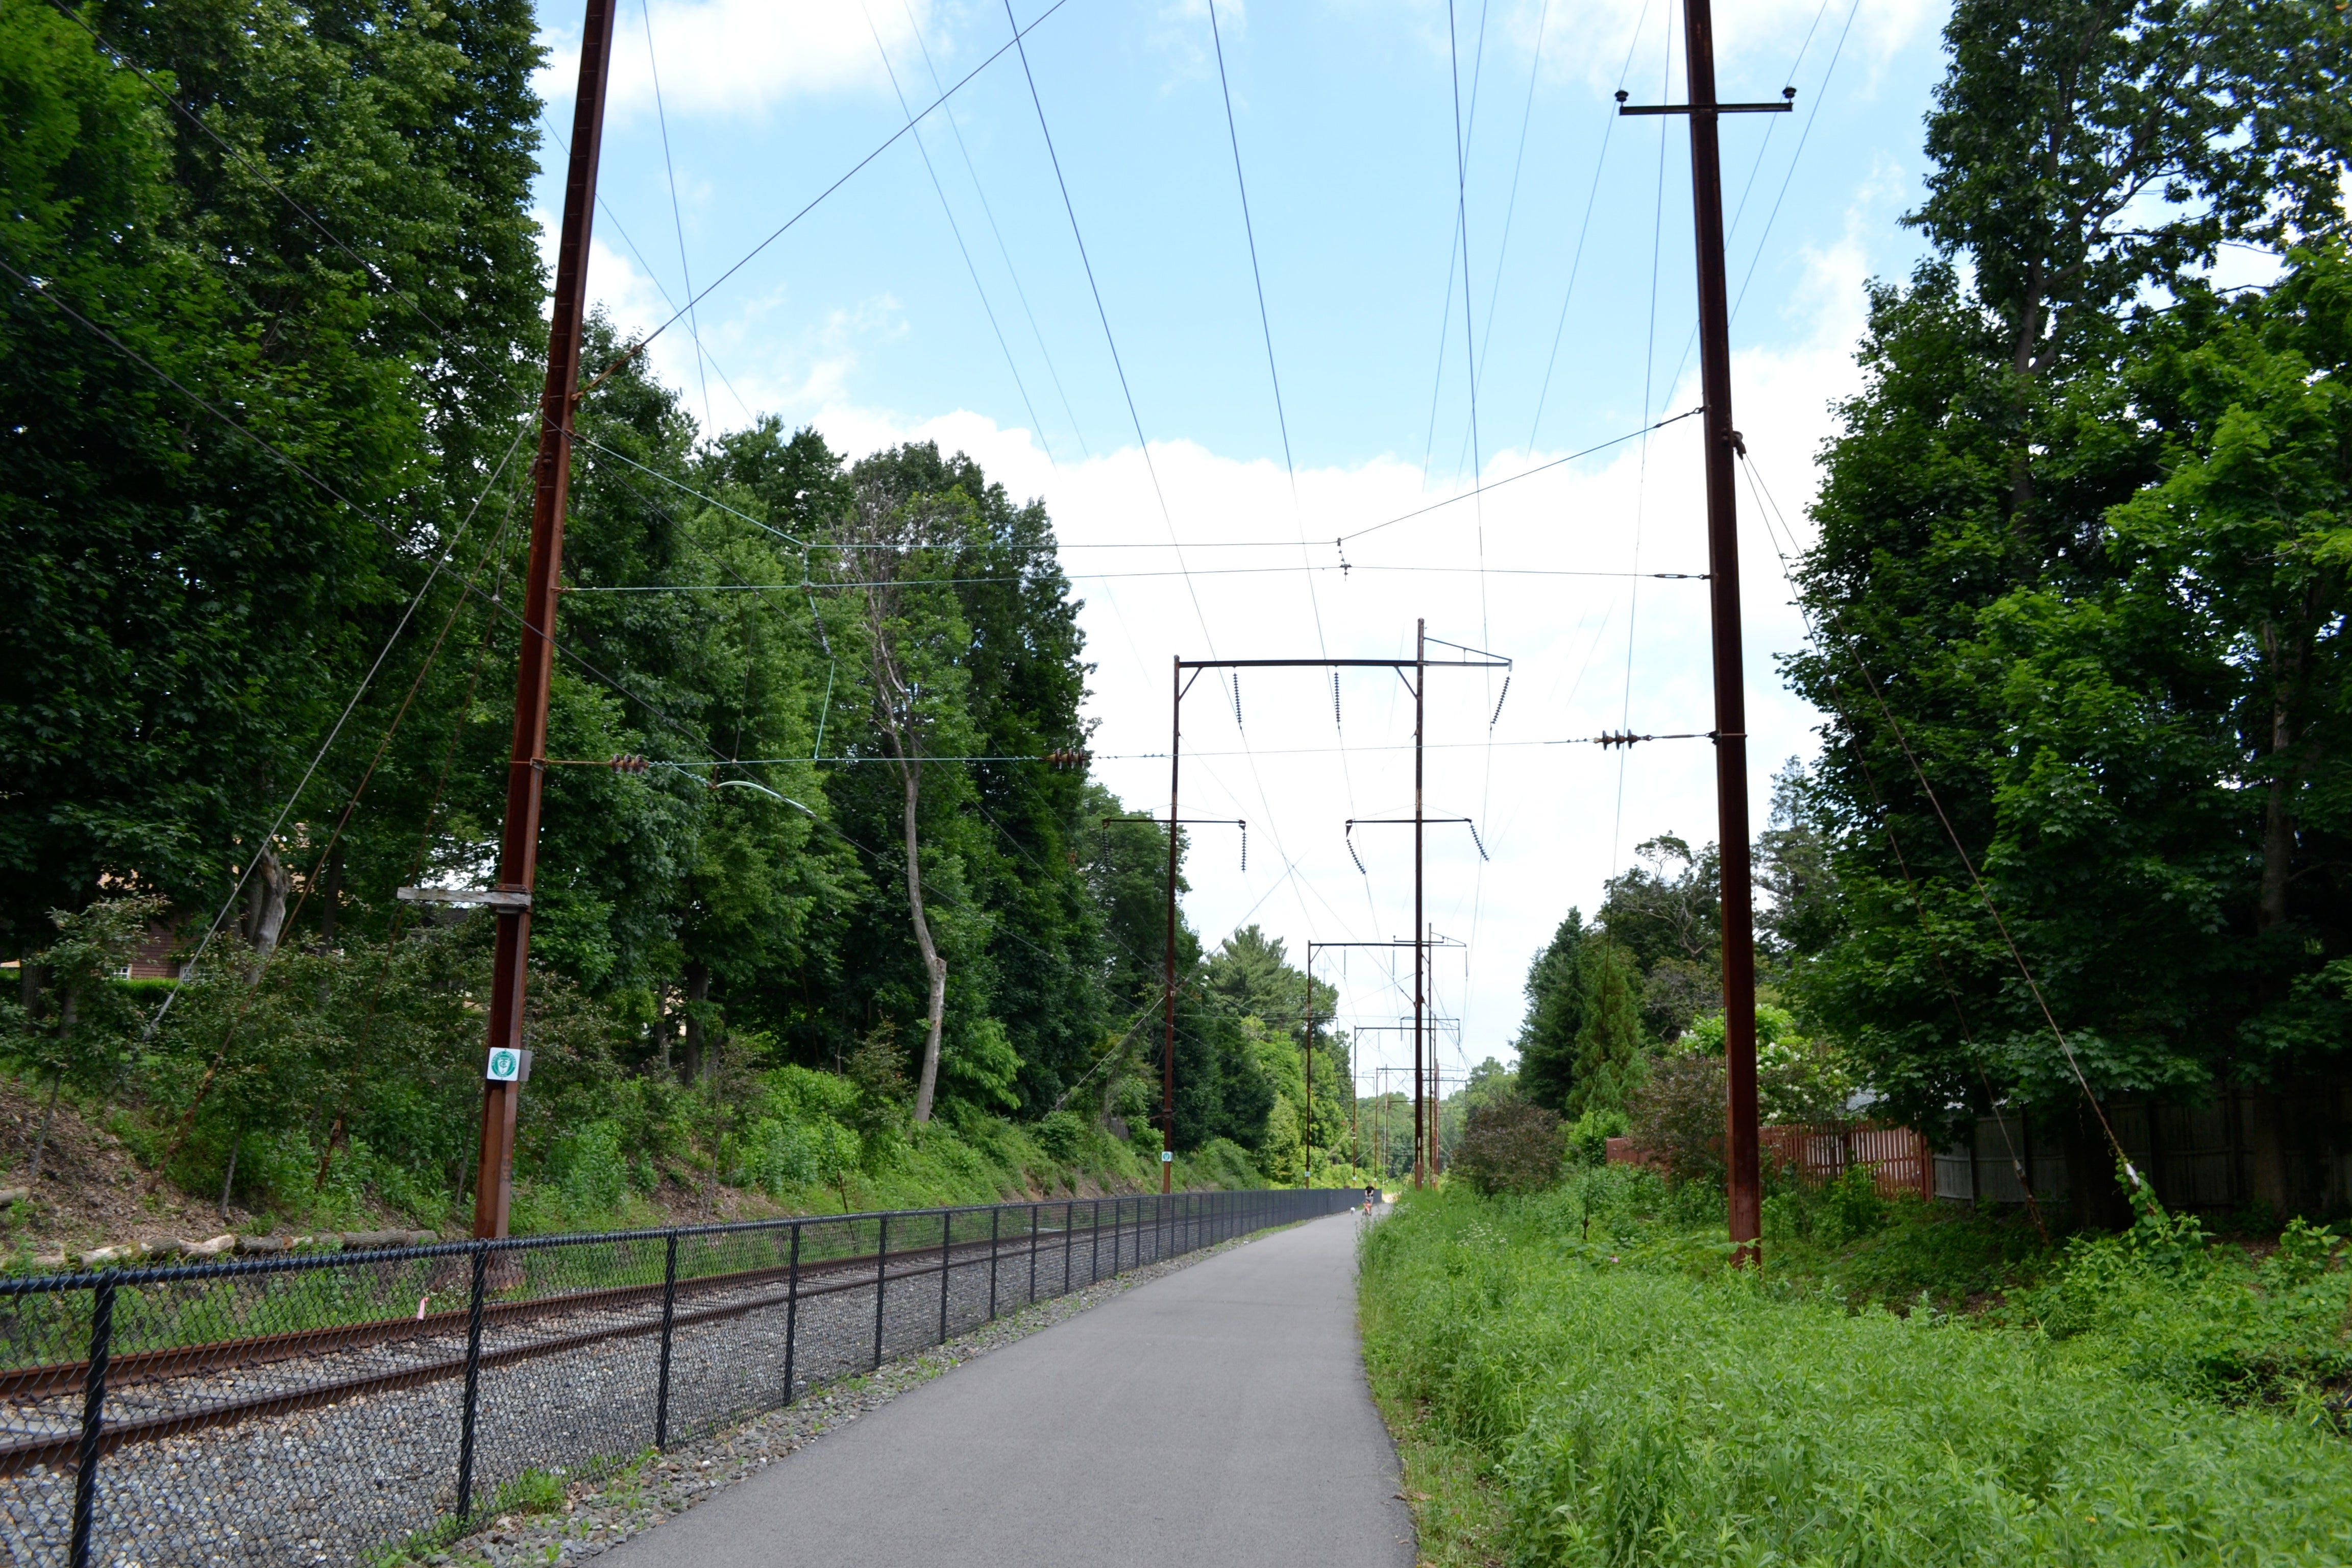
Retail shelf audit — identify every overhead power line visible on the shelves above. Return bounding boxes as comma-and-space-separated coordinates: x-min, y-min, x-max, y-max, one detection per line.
865, 5, 1057, 464
1206, 0, 1295, 486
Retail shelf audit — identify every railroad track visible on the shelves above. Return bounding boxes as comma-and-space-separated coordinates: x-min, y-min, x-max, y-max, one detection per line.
0, 1218, 1153, 1475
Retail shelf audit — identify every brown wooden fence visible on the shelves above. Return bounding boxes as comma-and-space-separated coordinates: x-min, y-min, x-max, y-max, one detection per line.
1606, 1122, 1932, 1200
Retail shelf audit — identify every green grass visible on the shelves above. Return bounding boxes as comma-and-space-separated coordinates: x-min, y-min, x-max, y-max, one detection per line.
1360, 1178, 2352, 1566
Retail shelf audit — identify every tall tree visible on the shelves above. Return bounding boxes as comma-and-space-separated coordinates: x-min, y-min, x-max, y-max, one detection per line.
1513, 911, 1586, 1113
1567, 939, 1645, 1118
1, 0, 544, 960
1785, 0, 2352, 1157
832, 472, 982, 1124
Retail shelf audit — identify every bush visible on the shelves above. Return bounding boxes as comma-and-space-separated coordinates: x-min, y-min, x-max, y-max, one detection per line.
552, 1120, 630, 1214
1625, 1050, 1725, 1184
1034, 1110, 1088, 1164
1452, 1097, 1563, 1196
730, 1116, 818, 1196
1565, 1107, 1628, 1167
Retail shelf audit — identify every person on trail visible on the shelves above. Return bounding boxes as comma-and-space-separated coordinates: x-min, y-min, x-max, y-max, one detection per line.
1363, 1183, 1379, 1215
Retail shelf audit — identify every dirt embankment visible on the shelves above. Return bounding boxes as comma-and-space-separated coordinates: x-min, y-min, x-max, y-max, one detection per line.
0, 1076, 293, 1256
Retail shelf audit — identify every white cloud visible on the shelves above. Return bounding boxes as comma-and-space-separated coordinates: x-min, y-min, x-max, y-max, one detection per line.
538, 0, 939, 122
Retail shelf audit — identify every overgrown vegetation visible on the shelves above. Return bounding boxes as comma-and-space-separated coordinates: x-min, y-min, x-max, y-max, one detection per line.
1363, 1177, 2352, 1566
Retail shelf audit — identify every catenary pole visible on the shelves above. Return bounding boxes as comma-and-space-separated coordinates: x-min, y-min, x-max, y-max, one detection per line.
475, 0, 619, 1240
1163, 656, 1180, 1195
1157, 640, 1502, 1195
1414, 619, 1427, 1188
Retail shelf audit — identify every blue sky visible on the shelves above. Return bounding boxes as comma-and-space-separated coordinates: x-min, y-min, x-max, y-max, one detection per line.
531, 0, 1955, 1086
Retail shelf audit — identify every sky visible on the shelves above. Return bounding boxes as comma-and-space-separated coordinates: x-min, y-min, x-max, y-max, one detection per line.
528, 0, 1958, 1095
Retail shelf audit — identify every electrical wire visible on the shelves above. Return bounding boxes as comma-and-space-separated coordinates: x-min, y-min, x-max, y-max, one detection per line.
583, 0, 1085, 382
865, 6, 1057, 464
1206, 0, 1295, 486
1528, 0, 1652, 449
639, 0, 710, 430
562, 564, 1706, 590
898, 0, 1091, 458
992, 0, 1328, 965
1611, 0, 1678, 881
1737, 449, 2140, 1183
998, 0, 1187, 564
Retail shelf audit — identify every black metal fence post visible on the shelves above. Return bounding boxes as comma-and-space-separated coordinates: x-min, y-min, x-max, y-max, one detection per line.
782, 1221, 802, 1404
937, 1211, 952, 1345
67, 1278, 115, 1568
654, 1231, 679, 1451
872, 1214, 890, 1370
455, 1243, 489, 1526
1062, 1199, 1074, 1294
1028, 1202, 1040, 1305
987, 1206, 1001, 1320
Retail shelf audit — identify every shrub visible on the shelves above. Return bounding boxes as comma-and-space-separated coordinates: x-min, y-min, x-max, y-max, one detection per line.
552, 1120, 630, 1214
1452, 1097, 1563, 1196
730, 1116, 818, 1196
1034, 1110, 1088, 1164
1565, 1107, 1628, 1167
1625, 1050, 1725, 1184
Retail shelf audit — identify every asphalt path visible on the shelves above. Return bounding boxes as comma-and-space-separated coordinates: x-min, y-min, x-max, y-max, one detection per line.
601, 1209, 1414, 1568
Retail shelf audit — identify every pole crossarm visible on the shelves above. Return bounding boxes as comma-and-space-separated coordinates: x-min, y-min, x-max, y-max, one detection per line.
1176, 656, 1508, 670
1618, 86, 1795, 115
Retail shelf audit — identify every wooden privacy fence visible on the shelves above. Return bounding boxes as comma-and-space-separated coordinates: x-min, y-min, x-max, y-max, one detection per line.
1606, 1123, 1933, 1200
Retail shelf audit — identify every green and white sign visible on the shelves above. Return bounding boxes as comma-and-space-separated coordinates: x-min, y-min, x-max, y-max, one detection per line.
486, 1047, 522, 1082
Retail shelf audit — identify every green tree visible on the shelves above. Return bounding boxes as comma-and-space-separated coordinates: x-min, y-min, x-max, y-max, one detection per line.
10, 898, 162, 1183
1513, 911, 1586, 1114
1566, 940, 1645, 1119
1, 0, 544, 958
1598, 838, 1723, 1040
1784, 0, 2352, 1173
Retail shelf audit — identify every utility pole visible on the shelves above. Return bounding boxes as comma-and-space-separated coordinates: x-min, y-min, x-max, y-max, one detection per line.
474, 0, 620, 1241
1619, 8, 1788, 1265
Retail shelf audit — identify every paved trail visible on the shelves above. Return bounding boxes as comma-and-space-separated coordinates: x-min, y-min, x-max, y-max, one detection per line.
603, 1210, 1413, 1568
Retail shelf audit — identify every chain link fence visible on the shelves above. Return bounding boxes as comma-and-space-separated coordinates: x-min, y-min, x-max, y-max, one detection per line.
0, 1186, 1359, 1565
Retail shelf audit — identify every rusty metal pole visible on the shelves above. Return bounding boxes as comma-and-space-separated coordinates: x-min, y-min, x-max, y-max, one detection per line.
1413, 619, 1427, 1188
1162, 656, 1180, 1196
474, 0, 620, 1241
1682, 0, 1761, 1265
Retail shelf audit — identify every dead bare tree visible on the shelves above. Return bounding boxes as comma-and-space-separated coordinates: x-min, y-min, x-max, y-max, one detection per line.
832, 480, 975, 1125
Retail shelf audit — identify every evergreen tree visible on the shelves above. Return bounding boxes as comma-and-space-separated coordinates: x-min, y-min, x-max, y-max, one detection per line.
1566, 940, 1645, 1119
1513, 911, 1586, 1113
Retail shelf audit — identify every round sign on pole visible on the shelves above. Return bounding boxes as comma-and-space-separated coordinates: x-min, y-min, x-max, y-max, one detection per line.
486, 1047, 521, 1082
1160, 1149, 1173, 1163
